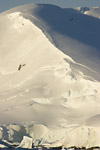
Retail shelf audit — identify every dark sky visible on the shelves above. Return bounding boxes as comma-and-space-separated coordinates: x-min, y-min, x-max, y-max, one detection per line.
0, 0, 100, 13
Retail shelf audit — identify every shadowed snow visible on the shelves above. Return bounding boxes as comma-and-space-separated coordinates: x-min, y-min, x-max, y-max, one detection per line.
0, 4, 100, 149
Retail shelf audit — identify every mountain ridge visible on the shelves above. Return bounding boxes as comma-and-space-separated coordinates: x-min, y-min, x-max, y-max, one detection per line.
0, 4, 100, 149
15, 4, 100, 79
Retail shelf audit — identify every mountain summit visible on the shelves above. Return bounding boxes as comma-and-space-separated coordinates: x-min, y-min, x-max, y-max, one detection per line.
0, 4, 100, 149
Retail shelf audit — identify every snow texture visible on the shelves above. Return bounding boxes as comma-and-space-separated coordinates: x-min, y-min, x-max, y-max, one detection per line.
0, 4, 100, 149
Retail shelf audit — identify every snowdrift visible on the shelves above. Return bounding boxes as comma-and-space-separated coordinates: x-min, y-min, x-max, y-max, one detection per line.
0, 4, 100, 149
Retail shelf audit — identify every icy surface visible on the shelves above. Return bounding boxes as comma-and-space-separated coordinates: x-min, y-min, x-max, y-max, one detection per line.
0, 4, 100, 149
18, 136, 32, 149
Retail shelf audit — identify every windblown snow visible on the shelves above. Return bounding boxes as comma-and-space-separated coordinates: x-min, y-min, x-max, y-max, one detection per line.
0, 4, 100, 149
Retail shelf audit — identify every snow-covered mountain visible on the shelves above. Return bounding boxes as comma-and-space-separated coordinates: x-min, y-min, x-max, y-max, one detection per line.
0, 4, 100, 149
75, 7, 100, 18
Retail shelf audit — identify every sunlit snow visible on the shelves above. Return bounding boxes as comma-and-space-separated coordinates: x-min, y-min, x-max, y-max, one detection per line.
0, 4, 100, 149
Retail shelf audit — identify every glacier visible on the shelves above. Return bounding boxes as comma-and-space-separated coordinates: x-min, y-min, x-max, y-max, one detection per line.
0, 4, 100, 149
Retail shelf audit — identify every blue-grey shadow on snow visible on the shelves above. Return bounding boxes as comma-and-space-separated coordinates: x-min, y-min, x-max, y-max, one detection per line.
34, 4, 100, 51
0, 139, 13, 148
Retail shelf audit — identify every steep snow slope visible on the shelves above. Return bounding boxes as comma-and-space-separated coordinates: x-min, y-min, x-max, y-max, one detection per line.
16, 4, 100, 80
0, 4, 100, 148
